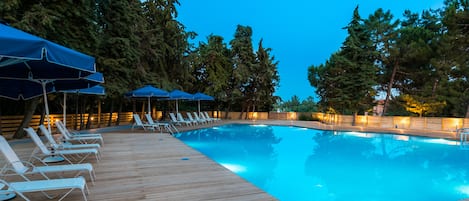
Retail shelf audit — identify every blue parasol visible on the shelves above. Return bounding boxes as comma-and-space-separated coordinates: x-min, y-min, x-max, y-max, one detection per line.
59, 73, 105, 125
192, 92, 214, 113
166, 90, 194, 114
125, 85, 169, 114
0, 23, 95, 79
0, 23, 97, 132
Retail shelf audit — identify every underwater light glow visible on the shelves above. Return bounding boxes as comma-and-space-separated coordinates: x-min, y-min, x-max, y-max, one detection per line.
220, 163, 246, 173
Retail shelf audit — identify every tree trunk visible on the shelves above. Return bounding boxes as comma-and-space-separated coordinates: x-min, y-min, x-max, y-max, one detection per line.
37, 103, 45, 134
382, 61, 399, 116
244, 104, 250, 120
432, 79, 439, 97
116, 100, 123, 126
80, 96, 87, 130
224, 103, 231, 119
465, 104, 469, 118
238, 102, 246, 119
86, 97, 95, 129
352, 112, 357, 126
13, 97, 40, 139
97, 99, 102, 128
107, 99, 114, 127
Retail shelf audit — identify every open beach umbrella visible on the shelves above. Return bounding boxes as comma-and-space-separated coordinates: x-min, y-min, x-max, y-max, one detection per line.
59, 73, 105, 125
193, 92, 215, 113
61, 85, 105, 127
0, 23, 97, 132
125, 85, 169, 114
166, 90, 194, 114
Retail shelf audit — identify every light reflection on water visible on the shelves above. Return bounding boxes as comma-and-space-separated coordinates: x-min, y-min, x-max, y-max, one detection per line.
176, 124, 469, 201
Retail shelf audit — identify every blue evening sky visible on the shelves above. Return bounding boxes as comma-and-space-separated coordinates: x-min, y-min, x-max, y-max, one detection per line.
176, 0, 444, 102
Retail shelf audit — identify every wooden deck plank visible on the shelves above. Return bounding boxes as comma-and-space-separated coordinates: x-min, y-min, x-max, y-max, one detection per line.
3, 129, 276, 201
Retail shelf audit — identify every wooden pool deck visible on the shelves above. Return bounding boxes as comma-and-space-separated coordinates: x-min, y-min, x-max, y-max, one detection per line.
2, 120, 460, 200
4, 121, 276, 201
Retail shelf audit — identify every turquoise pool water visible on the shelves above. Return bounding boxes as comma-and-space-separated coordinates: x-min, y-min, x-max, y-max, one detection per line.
175, 124, 469, 201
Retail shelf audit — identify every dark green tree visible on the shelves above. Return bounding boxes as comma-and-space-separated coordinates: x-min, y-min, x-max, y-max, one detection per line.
308, 54, 343, 113
284, 95, 301, 112
228, 25, 257, 118
96, 0, 145, 125
194, 35, 232, 110
364, 8, 399, 116
253, 39, 280, 112
440, 0, 469, 117
339, 6, 377, 119
309, 6, 376, 123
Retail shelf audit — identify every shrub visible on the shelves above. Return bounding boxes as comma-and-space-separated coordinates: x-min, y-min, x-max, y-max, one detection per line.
299, 113, 315, 121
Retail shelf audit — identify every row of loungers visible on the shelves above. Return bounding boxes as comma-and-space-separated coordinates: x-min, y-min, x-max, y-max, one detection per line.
132, 112, 221, 134
169, 111, 221, 127
0, 120, 103, 201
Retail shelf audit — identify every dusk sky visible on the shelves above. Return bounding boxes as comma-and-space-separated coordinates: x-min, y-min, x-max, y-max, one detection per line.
177, 1, 444, 102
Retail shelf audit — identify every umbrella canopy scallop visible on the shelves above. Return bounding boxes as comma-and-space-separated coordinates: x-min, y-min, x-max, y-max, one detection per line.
193, 92, 214, 101
0, 23, 96, 79
125, 85, 169, 114
193, 92, 215, 113
165, 90, 194, 114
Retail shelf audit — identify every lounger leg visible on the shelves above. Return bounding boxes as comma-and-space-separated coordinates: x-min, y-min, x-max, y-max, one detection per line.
57, 188, 77, 201
15, 191, 31, 201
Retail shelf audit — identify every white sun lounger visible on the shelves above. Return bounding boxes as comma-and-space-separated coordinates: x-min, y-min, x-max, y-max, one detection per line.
170, 113, 191, 126
0, 177, 89, 201
132, 114, 159, 131
0, 135, 96, 185
24, 127, 100, 164
39, 125, 101, 156
192, 112, 207, 124
55, 120, 102, 138
204, 111, 221, 122
144, 114, 177, 134
186, 112, 201, 125
55, 121, 104, 145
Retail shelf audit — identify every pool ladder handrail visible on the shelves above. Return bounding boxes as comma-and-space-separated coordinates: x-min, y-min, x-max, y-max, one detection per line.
458, 128, 469, 150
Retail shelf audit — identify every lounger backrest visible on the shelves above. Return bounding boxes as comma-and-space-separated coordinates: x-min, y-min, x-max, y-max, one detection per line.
23, 127, 52, 155
133, 114, 144, 125
203, 112, 208, 118
144, 114, 155, 125
0, 136, 29, 174
38, 125, 58, 148
177, 113, 185, 121
193, 112, 200, 120
186, 112, 194, 121
199, 112, 207, 120
55, 121, 72, 140
169, 113, 177, 122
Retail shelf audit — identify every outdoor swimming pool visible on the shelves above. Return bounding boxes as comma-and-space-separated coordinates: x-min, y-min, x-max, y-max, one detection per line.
175, 124, 469, 201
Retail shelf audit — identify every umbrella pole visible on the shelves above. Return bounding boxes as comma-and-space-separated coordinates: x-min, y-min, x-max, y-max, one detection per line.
148, 97, 151, 114
63, 93, 67, 126
176, 100, 179, 114
41, 82, 52, 133
198, 100, 201, 114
